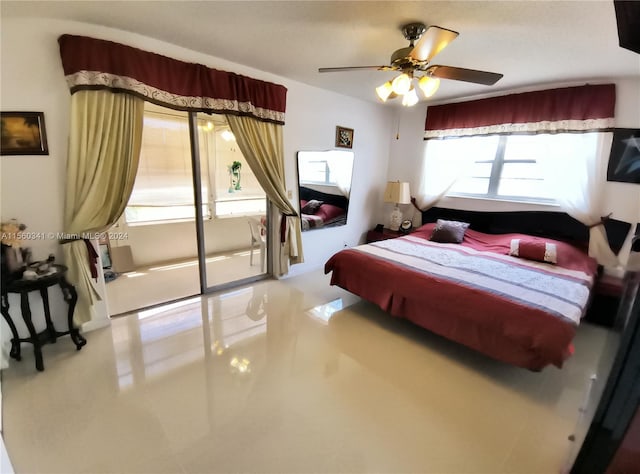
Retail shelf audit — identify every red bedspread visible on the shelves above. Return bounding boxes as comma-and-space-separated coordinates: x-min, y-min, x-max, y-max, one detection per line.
324, 224, 598, 370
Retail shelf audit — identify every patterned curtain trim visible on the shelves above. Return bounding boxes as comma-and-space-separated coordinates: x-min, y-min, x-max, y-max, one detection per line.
66, 71, 286, 124
424, 118, 615, 139
424, 84, 615, 139
58, 34, 287, 124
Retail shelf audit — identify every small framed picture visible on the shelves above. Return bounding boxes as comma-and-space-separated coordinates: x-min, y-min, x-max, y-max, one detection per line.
1, 111, 49, 156
607, 128, 640, 184
335, 126, 354, 149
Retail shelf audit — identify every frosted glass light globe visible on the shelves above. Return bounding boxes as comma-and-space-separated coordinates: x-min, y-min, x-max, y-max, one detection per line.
391, 73, 412, 95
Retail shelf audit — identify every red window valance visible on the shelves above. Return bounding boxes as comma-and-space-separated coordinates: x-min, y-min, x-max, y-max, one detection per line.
424, 84, 615, 139
58, 34, 287, 124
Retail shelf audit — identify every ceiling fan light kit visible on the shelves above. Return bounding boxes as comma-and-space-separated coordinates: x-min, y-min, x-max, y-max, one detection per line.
401, 87, 419, 107
375, 81, 394, 102
320, 22, 503, 106
391, 73, 413, 95
418, 75, 440, 98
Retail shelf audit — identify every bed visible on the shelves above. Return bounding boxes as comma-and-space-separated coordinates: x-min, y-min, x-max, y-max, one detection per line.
324, 208, 631, 370
299, 186, 349, 231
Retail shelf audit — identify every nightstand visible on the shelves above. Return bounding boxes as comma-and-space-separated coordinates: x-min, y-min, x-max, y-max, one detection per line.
366, 227, 412, 243
585, 273, 624, 328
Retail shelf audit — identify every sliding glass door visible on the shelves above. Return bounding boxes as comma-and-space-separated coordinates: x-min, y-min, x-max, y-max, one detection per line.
105, 105, 269, 315
105, 103, 201, 315
191, 112, 269, 292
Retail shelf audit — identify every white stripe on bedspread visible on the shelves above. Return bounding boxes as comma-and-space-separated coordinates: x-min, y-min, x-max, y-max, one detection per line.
356, 237, 593, 326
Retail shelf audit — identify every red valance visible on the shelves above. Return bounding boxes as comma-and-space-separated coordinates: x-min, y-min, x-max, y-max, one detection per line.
58, 34, 287, 124
424, 84, 615, 139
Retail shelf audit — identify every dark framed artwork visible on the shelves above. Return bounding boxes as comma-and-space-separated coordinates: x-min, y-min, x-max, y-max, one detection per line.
335, 126, 354, 149
607, 128, 640, 184
1, 111, 49, 156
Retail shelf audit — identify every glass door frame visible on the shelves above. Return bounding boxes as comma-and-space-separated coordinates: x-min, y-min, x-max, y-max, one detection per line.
187, 112, 270, 294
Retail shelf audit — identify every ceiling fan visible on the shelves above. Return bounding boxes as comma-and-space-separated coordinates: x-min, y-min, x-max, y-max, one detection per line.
319, 22, 503, 105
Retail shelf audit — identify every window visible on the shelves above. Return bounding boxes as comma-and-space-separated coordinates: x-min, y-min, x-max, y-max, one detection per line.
425, 133, 597, 204
297, 150, 354, 199
126, 111, 208, 224
205, 116, 266, 218
125, 106, 265, 224
299, 158, 332, 185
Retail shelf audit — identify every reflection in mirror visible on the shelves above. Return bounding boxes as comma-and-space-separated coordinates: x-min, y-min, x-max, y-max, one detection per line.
297, 150, 354, 231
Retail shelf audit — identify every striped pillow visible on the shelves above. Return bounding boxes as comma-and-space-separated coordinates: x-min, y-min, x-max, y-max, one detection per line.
509, 238, 557, 264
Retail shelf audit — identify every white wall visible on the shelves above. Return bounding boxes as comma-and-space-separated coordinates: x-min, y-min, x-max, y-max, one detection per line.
1, 19, 88, 343
0, 18, 392, 339
386, 78, 640, 267
115, 217, 261, 268
280, 82, 394, 276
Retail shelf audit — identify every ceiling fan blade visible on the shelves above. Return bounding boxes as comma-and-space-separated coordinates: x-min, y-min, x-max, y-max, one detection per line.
426, 65, 503, 85
318, 66, 398, 73
409, 25, 459, 62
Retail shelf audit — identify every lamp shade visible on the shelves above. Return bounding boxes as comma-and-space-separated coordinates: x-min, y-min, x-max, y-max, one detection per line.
402, 88, 419, 107
375, 81, 394, 102
418, 76, 440, 98
391, 73, 412, 95
383, 181, 411, 204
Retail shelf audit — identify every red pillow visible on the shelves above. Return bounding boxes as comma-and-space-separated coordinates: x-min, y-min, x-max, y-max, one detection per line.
315, 203, 345, 222
301, 199, 324, 214
509, 238, 557, 264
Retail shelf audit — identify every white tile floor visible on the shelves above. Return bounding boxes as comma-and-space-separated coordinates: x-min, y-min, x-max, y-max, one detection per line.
1, 269, 618, 473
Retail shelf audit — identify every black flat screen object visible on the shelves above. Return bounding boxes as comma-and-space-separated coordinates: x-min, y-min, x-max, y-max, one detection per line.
614, 0, 640, 54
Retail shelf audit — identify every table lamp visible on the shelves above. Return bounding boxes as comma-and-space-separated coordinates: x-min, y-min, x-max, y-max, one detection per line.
384, 181, 411, 231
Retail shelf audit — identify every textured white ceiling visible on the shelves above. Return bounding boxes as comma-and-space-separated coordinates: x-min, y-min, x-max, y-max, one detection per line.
3, 1, 639, 105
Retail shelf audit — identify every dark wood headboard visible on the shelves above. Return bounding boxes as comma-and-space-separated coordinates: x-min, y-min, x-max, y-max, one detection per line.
421, 207, 631, 255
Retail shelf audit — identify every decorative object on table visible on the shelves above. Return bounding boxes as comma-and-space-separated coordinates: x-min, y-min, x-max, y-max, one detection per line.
1, 244, 26, 281
400, 219, 413, 234
335, 126, 354, 149
383, 181, 411, 231
607, 128, 640, 184
21, 247, 32, 265
23, 254, 57, 279
1, 111, 49, 155
1, 219, 28, 281
228, 160, 242, 192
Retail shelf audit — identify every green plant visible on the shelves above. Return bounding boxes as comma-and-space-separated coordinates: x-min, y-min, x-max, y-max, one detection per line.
229, 161, 242, 172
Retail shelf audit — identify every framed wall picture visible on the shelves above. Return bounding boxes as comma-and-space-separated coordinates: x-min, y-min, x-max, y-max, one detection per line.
607, 128, 640, 184
1, 111, 49, 156
335, 126, 354, 149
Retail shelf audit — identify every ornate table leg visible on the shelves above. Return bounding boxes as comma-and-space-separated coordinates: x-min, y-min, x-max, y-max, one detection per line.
1, 291, 21, 360
20, 291, 44, 371
40, 287, 57, 343
59, 277, 86, 350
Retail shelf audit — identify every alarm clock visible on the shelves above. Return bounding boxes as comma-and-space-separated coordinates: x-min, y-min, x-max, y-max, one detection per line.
399, 219, 412, 234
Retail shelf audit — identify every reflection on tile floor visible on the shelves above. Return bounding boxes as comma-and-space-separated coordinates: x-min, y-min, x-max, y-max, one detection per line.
2, 270, 618, 473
